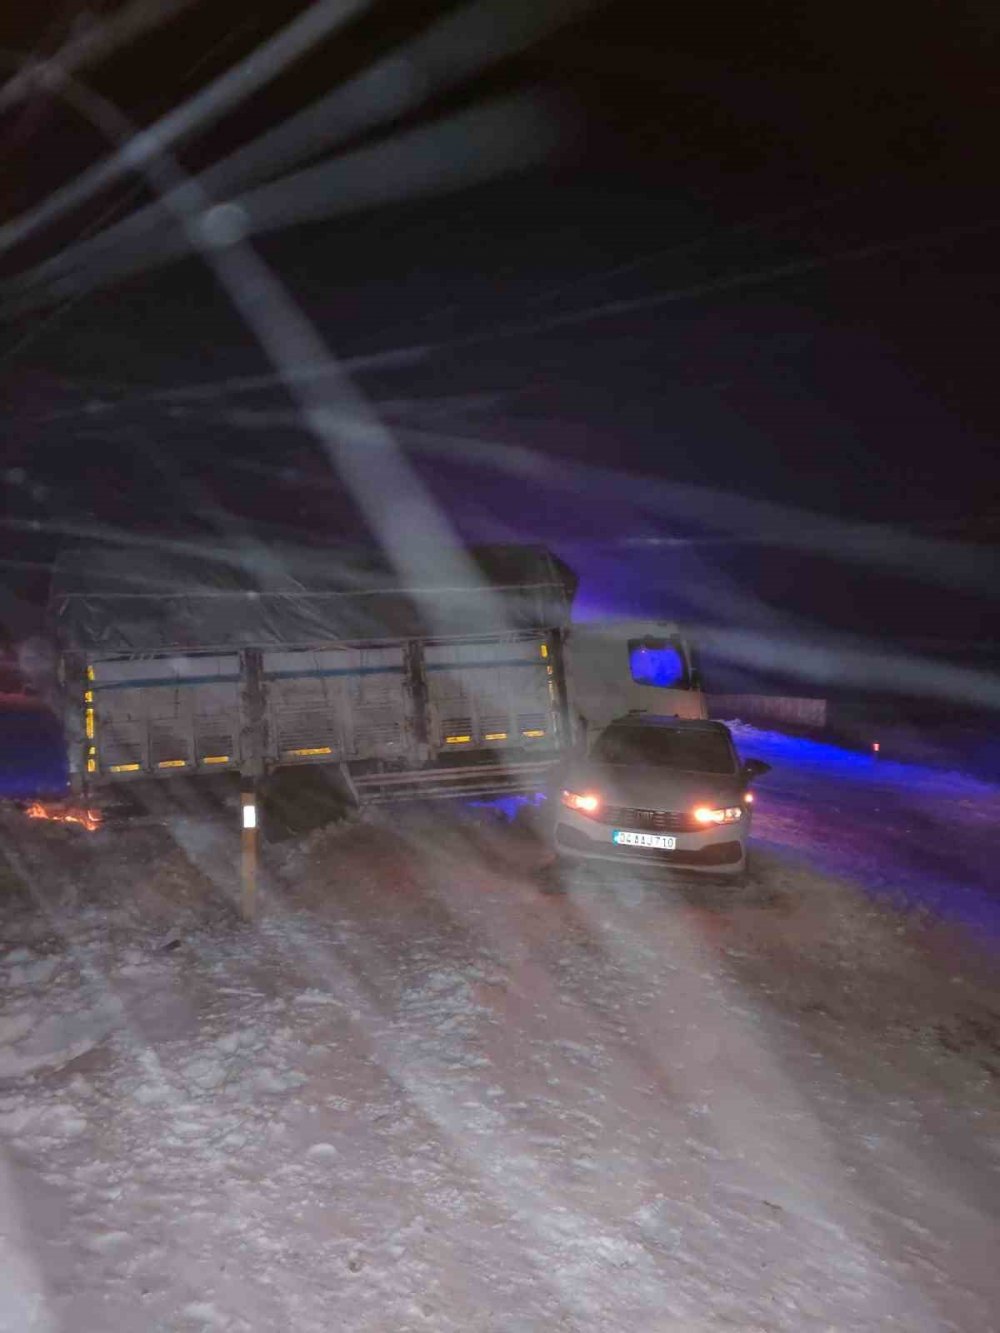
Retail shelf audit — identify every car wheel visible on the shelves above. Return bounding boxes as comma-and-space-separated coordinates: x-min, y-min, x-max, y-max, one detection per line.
536, 855, 567, 894
702, 868, 747, 888
729, 857, 750, 888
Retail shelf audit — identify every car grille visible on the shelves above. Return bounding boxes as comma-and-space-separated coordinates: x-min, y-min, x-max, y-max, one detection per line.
596, 805, 701, 833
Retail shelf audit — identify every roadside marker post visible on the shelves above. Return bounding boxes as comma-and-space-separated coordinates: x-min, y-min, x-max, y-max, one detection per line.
241, 779, 258, 921
238, 648, 266, 923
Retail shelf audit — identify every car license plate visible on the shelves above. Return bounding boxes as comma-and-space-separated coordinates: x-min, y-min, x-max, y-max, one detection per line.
612, 829, 676, 850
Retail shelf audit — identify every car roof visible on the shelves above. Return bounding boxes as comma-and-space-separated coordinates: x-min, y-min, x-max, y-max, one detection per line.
604, 713, 733, 735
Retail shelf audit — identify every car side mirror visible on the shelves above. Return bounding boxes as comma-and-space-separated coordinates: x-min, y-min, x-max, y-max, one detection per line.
743, 758, 771, 780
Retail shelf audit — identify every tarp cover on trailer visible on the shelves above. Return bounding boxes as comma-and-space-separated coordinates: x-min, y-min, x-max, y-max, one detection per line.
50, 543, 577, 653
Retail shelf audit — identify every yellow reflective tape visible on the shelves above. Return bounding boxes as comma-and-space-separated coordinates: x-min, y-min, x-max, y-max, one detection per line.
86, 758, 97, 773
109, 763, 141, 773
484, 732, 508, 741
522, 729, 546, 738
157, 759, 187, 768
202, 755, 230, 765
539, 644, 549, 658
86, 665, 95, 681
445, 735, 472, 744
85, 707, 95, 740
284, 747, 332, 757
84, 690, 93, 704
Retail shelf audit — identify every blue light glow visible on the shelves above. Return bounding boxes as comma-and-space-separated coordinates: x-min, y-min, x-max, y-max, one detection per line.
465, 791, 546, 821
0, 704, 68, 799
629, 642, 685, 688
729, 723, 995, 793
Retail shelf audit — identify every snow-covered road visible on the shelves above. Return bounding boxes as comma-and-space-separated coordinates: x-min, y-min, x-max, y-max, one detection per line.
1, 729, 998, 1332
730, 725, 1000, 942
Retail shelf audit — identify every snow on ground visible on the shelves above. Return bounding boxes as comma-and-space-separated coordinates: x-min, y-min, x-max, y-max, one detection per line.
0, 730, 998, 1332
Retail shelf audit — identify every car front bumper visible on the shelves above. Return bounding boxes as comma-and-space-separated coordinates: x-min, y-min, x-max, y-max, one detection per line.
553, 808, 747, 874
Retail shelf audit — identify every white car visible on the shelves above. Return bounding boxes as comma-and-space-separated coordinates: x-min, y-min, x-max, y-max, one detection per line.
549, 714, 770, 882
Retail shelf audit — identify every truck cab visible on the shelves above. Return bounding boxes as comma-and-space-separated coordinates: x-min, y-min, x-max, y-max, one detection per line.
564, 620, 705, 746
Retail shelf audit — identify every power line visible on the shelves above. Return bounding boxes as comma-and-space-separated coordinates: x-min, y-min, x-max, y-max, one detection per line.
0, 92, 563, 321
0, 176, 149, 364
0, 0, 372, 260
0, 0, 597, 311
0, 0, 199, 112
436, 217, 1000, 347
10, 202, 994, 424
10, 179, 903, 416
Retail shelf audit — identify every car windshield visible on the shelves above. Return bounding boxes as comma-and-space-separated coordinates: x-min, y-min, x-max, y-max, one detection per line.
592, 725, 736, 774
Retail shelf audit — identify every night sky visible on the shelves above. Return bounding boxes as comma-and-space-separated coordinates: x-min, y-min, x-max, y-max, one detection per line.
1, 0, 997, 677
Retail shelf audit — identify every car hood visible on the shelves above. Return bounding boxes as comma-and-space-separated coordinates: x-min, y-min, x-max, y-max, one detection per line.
564, 762, 743, 810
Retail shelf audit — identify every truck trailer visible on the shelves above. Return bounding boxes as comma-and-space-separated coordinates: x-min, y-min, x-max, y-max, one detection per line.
48, 541, 704, 806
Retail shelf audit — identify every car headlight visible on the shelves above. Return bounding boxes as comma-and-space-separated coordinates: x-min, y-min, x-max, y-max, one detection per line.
693, 805, 743, 825
562, 789, 602, 817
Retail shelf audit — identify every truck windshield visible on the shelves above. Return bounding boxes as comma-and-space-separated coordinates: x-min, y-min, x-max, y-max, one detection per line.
592, 726, 736, 774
